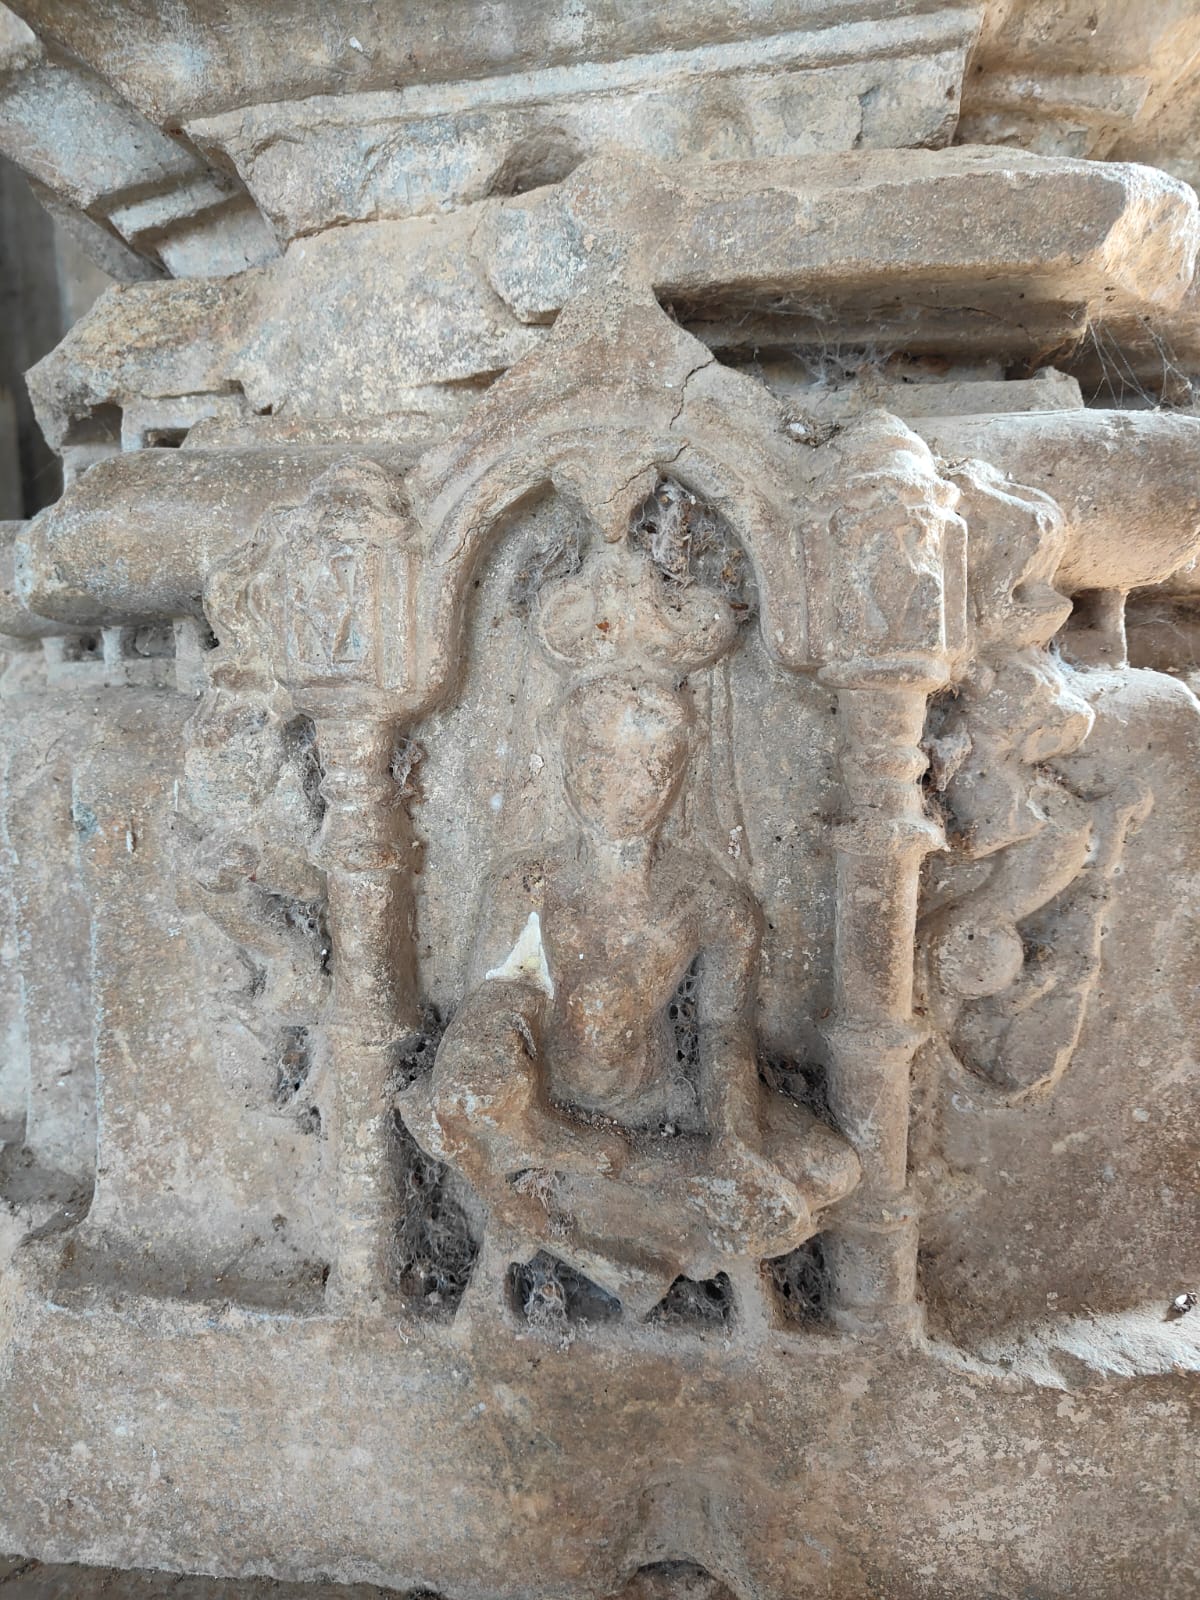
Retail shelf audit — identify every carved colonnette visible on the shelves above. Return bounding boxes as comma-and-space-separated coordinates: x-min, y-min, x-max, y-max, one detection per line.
3, 75, 1200, 1600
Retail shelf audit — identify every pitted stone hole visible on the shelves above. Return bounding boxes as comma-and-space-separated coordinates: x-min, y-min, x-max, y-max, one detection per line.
647, 1272, 734, 1329
60, 633, 101, 663
272, 1025, 311, 1107
142, 427, 188, 448
611, 1560, 739, 1600
391, 735, 424, 804
768, 1233, 831, 1327
509, 486, 584, 610
508, 1251, 623, 1328
921, 687, 970, 831
129, 623, 174, 658
630, 479, 755, 615
282, 714, 326, 827
391, 1007, 444, 1091
670, 953, 700, 1063
269, 892, 331, 977
61, 402, 121, 448
392, 1111, 479, 1315
759, 1053, 834, 1126
1126, 593, 1200, 674
487, 131, 583, 197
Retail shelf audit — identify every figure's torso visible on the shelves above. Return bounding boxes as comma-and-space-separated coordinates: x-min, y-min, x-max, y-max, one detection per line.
535, 845, 704, 1126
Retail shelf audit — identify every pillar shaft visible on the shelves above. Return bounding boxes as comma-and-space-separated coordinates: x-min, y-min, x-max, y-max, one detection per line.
313, 714, 417, 1310
821, 682, 942, 1331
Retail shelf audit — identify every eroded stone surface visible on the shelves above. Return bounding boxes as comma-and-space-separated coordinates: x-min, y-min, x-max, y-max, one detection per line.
2, 5, 1200, 1598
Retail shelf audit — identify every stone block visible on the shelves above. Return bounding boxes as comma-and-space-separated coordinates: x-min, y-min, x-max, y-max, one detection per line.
2, 6, 1200, 1596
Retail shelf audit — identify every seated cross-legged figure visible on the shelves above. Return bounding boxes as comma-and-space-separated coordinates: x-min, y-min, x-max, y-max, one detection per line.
400, 669, 860, 1316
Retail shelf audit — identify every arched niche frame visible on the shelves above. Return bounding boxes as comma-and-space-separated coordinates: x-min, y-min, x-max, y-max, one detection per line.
192, 282, 969, 1330
405, 284, 815, 696
401, 283, 968, 1336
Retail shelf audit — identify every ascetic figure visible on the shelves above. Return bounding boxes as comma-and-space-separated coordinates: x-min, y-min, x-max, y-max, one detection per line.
400, 667, 859, 1315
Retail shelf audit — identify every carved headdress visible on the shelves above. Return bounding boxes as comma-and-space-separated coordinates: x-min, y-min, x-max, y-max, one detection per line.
531, 473, 751, 689
534, 544, 739, 682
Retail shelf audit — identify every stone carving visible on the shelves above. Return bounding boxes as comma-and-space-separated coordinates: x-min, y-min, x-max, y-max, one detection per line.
192, 457, 433, 1306
5, 10, 1200, 1596
179, 671, 328, 1120
919, 462, 1151, 1097
800, 413, 964, 1330
401, 535, 859, 1318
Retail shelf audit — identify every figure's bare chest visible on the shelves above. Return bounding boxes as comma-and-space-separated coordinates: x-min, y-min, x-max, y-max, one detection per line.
543, 884, 695, 1021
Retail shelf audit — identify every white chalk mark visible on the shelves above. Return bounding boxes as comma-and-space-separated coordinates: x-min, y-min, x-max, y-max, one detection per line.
486, 911, 554, 999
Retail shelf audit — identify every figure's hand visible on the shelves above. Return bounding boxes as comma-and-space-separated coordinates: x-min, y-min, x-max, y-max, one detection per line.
192, 837, 259, 893
429, 997, 542, 1177
712, 1133, 788, 1196
430, 980, 631, 1184
589, 1126, 630, 1179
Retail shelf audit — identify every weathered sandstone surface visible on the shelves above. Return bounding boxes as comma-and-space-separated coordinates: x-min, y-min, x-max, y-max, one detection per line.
1, 4, 1199, 1596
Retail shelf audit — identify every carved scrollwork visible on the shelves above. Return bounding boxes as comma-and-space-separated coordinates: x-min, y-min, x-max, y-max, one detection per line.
919, 461, 1152, 1098
178, 630, 329, 1117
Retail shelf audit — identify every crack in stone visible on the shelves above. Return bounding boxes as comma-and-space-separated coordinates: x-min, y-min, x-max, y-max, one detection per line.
669, 354, 716, 430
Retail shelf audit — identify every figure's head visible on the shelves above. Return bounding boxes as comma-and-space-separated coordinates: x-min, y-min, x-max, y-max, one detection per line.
561, 673, 691, 840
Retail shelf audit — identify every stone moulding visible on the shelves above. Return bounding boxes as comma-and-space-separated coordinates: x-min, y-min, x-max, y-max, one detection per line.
2, 0, 978, 126
182, 7, 981, 238
22, 146, 1200, 450
3, 88, 1200, 1600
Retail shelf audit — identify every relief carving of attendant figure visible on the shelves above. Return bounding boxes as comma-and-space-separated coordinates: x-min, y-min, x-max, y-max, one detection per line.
401, 535, 859, 1316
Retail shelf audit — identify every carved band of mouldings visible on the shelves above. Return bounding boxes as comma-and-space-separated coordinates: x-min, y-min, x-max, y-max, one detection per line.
918, 461, 1152, 1102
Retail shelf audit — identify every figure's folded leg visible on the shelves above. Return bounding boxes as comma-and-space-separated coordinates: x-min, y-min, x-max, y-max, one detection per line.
759, 1091, 862, 1212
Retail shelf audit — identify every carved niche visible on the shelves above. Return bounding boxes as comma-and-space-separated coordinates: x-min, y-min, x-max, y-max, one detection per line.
399, 525, 861, 1319
185, 283, 1009, 1337
14, 265, 1139, 1348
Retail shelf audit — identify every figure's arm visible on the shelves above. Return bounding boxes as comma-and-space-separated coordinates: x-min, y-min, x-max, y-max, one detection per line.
433, 979, 626, 1181
432, 868, 626, 1182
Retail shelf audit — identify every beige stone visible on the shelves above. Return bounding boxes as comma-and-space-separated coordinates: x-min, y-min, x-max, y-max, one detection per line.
2, 5, 1200, 1598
